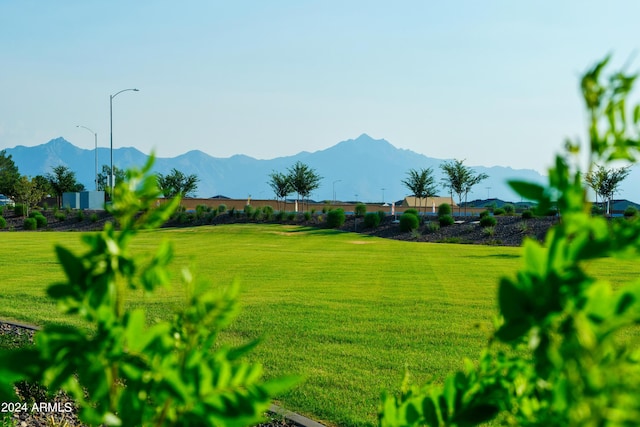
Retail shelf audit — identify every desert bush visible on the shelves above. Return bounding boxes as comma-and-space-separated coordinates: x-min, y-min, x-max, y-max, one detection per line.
437, 203, 451, 217
217, 204, 227, 213
23, 218, 36, 230
244, 205, 253, 217
404, 208, 419, 217
34, 214, 47, 229
252, 209, 262, 220
521, 209, 534, 219
438, 214, 454, 227
380, 55, 640, 427
0, 157, 294, 427
76, 210, 84, 222
54, 212, 66, 222
503, 203, 515, 215
286, 212, 296, 221
28, 211, 41, 218
275, 211, 286, 222
482, 226, 495, 236
377, 210, 386, 222
478, 209, 490, 218
90, 213, 98, 223
303, 211, 311, 221
624, 206, 638, 218
399, 213, 419, 232
326, 208, 346, 228
493, 207, 505, 216
424, 221, 440, 233
363, 212, 381, 228
0, 217, 6, 229
262, 205, 274, 218
14, 204, 26, 216
479, 214, 497, 227
354, 203, 367, 217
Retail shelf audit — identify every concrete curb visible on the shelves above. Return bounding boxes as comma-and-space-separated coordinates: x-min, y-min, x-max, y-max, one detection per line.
269, 404, 327, 427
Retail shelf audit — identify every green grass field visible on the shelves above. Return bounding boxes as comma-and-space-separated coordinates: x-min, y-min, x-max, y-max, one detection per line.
0, 224, 637, 426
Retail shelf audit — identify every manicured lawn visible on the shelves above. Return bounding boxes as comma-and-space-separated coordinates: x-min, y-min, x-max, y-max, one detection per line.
0, 224, 637, 426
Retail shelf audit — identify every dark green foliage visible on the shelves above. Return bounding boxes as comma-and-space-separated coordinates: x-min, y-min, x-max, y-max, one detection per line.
28, 211, 41, 218
438, 214, 454, 227
304, 211, 311, 221
262, 205, 274, 218
217, 204, 227, 213
326, 208, 346, 228
404, 208, 419, 217
252, 209, 262, 220
34, 214, 47, 229
493, 207, 505, 216
624, 206, 638, 218
399, 213, 419, 232
503, 203, 515, 214
287, 212, 296, 221
479, 210, 490, 218
0, 216, 5, 229
521, 209, 534, 219
14, 204, 25, 216
479, 215, 497, 227
244, 205, 254, 217
437, 203, 451, 217
228, 207, 235, 216
156, 168, 199, 198
363, 212, 381, 228
23, 217, 36, 230
76, 210, 84, 222
355, 203, 367, 217
54, 212, 66, 222
90, 213, 98, 223
275, 211, 286, 222
425, 221, 440, 233
377, 210, 386, 222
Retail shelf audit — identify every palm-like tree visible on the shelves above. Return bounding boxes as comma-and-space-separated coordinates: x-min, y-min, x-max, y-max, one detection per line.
401, 168, 438, 215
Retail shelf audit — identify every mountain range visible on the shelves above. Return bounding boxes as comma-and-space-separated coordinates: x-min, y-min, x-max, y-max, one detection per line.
3, 134, 637, 203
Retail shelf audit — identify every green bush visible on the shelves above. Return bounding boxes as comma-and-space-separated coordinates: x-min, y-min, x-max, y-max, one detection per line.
252, 209, 262, 220
54, 212, 67, 222
521, 209, 534, 219
624, 206, 638, 218
438, 214, 455, 227
262, 205, 274, 219
437, 203, 451, 217
404, 208, 419, 217
217, 204, 227, 213
503, 203, 515, 215
363, 212, 381, 228
377, 210, 386, 222
76, 210, 85, 222
479, 214, 497, 227
14, 204, 26, 216
23, 217, 37, 230
425, 221, 440, 233
90, 213, 99, 223
0, 216, 6, 229
28, 211, 41, 218
479, 210, 490, 218
354, 203, 367, 217
326, 208, 346, 228
244, 205, 253, 217
34, 214, 47, 229
399, 213, 419, 232
303, 211, 311, 221
275, 211, 286, 222
482, 226, 495, 236
493, 207, 505, 216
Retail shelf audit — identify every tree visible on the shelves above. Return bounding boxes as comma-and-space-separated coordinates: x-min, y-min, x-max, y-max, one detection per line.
13, 175, 46, 217
440, 159, 488, 216
401, 168, 438, 216
47, 165, 85, 208
584, 164, 631, 215
0, 150, 20, 199
287, 161, 322, 212
97, 165, 126, 194
267, 171, 292, 211
157, 168, 199, 198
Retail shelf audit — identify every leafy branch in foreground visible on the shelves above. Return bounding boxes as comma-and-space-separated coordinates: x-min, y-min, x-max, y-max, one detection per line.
380, 55, 640, 426
0, 156, 296, 427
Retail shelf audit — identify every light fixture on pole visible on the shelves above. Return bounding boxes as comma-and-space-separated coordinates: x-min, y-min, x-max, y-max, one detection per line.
76, 125, 98, 191
110, 88, 139, 196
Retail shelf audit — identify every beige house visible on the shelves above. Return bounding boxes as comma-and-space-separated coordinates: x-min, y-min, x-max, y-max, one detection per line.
402, 196, 456, 213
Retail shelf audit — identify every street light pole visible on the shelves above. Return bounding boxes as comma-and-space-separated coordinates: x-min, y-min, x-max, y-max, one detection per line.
332, 179, 341, 204
76, 125, 98, 190
110, 88, 139, 196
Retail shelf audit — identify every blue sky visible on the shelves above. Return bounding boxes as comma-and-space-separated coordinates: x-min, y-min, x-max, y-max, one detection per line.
1, 1, 639, 174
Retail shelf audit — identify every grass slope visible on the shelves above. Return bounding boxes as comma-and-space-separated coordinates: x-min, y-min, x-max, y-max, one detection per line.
0, 224, 636, 426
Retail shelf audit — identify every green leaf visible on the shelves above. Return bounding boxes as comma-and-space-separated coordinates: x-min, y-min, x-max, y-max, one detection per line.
508, 180, 545, 202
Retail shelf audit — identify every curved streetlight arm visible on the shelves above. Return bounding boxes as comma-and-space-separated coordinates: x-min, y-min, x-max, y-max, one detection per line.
109, 88, 139, 196
77, 125, 99, 191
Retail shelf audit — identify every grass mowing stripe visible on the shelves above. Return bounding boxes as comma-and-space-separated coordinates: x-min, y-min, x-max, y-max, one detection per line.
1, 224, 637, 426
